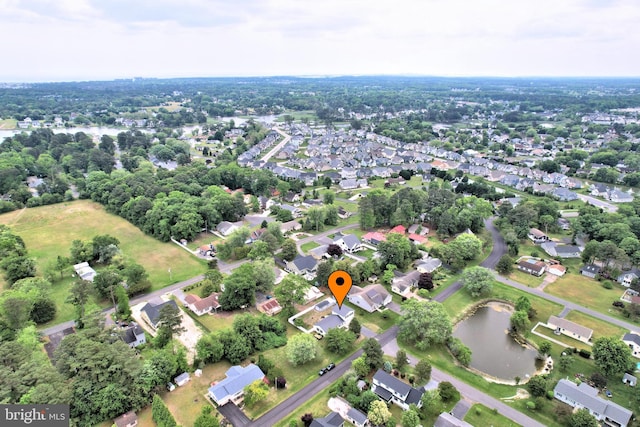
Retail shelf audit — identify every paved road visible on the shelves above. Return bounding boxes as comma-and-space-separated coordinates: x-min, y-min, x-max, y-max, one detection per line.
218, 403, 251, 427
260, 127, 291, 163
247, 326, 399, 427
40, 259, 248, 336
577, 194, 618, 213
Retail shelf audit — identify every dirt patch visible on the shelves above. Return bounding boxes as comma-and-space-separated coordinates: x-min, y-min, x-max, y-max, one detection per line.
501, 388, 530, 401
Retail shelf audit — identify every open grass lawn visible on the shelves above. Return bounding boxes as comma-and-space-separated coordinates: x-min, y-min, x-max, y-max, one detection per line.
464, 403, 522, 427
0, 201, 207, 323
564, 310, 628, 339
348, 302, 400, 333
301, 241, 320, 253
544, 273, 633, 323
274, 388, 331, 427
0, 118, 17, 128
186, 232, 223, 252
191, 310, 238, 333
508, 271, 544, 288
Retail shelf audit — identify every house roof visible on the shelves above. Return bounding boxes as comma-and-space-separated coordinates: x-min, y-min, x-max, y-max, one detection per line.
122, 323, 144, 345
346, 408, 367, 425
390, 225, 406, 234
529, 228, 546, 238
623, 373, 637, 384
434, 412, 473, 427
362, 231, 386, 243
208, 364, 265, 403
114, 411, 137, 427
517, 259, 546, 273
554, 379, 632, 426
408, 233, 428, 244
292, 255, 317, 272
339, 234, 361, 249
548, 315, 593, 339
332, 305, 354, 319
140, 300, 178, 327
258, 298, 282, 314
185, 293, 220, 311
581, 264, 601, 274
555, 245, 581, 255
374, 369, 411, 397
315, 315, 343, 332
623, 332, 640, 346
310, 412, 344, 427
175, 372, 190, 383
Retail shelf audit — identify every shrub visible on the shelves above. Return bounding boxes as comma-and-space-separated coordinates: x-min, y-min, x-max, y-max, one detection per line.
526, 401, 536, 410
578, 349, 591, 359
602, 281, 614, 290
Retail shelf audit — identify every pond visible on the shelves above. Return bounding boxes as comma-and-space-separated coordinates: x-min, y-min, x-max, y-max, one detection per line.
453, 301, 541, 381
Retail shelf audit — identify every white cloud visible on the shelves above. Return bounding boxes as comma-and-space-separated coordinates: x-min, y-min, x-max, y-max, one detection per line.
0, 0, 639, 81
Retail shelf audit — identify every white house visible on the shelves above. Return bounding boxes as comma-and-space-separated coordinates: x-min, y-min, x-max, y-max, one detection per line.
527, 228, 549, 244
347, 284, 391, 313
371, 369, 425, 410
313, 305, 354, 336
208, 364, 266, 406
333, 234, 362, 253
217, 221, 238, 236
623, 332, 640, 358
184, 293, 220, 316
554, 379, 632, 427
74, 262, 97, 282
174, 372, 190, 387
120, 323, 146, 348
547, 315, 593, 344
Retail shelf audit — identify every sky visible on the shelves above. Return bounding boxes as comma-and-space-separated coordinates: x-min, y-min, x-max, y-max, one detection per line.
1, 0, 640, 82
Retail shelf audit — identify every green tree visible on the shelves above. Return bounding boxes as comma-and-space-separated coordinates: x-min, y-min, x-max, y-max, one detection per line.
396, 350, 408, 371
349, 317, 362, 336
510, 310, 530, 336
495, 255, 514, 275
378, 233, 413, 269
538, 341, 551, 359
461, 266, 493, 297
248, 240, 272, 260
69, 239, 93, 264
415, 359, 432, 384
592, 337, 634, 377
307, 207, 326, 231
157, 303, 186, 339
559, 354, 574, 372
274, 274, 308, 317
323, 192, 335, 205
91, 234, 120, 264
66, 280, 91, 328
324, 205, 339, 226
286, 333, 317, 366
420, 388, 443, 417
194, 406, 219, 427
398, 300, 452, 350
401, 406, 420, 427
243, 379, 269, 406
54, 255, 69, 279
2, 255, 36, 285
316, 260, 334, 287
515, 296, 532, 313
367, 400, 391, 426
569, 408, 598, 427
449, 233, 483, 260
0, 291, 34, 330
325, 328, 356, 355
352, 356, 370, 378
438, 381, 459, 402
362, 338, 384, 370
219, 263, 257, 310
152, 394, 177, 427
280, 239, 297, 261
527, 375, 548, 397
196, 334, 225, 364
252, 259, 276, 294
93, 269, 122, 300
114, 285, 131, 320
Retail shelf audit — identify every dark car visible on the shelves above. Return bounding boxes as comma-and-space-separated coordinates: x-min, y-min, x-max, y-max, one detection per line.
318, 368, 326, 376
326, 363, 336, 371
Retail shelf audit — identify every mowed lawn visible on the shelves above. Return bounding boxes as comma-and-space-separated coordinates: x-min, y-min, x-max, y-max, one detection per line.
564, 310, 628, 339
544, 273, 631, 322
464, 404, 522, 427
0, 201, 206, 323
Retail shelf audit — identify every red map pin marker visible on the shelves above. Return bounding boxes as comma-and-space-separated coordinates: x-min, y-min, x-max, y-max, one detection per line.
328, 270, 352, 308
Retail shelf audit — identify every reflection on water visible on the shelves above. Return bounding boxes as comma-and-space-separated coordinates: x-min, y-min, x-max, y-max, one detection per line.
453, 302, 539, 381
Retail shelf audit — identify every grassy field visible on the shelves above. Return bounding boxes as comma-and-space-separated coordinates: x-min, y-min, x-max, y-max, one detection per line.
0, 118, 17, 128
508, 271, 544, 288
464, 404, 522, 427
274, 388, 331, 427
544, 273, 633, 323
0, 201, 207, 324
300, 241, 320, 253
564, 310, 628, 339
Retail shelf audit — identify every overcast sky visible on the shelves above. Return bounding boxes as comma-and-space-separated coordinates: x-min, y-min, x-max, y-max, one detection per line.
2, 0, 639, 82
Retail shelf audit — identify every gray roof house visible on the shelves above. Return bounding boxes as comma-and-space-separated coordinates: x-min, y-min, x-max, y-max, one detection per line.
216, 221, 238, 236
553, 187, 579, 201
208, 364, 266, 406
334, 234, 362, 253
174, 372, 190, 387
434, 412, 473, 427
310, 412, 344, 427
554, 379, 632, 427
345, 408, 368, 427
313, 305, 354, 336
121, 323, 146, 348
140, 300, 179, 330
580, 264, 601, 279
554, 245, 582, 258
623, 373, 637, 387
287, 255, 318, 279
372, 369, 425, 410
347, 284, 391, 313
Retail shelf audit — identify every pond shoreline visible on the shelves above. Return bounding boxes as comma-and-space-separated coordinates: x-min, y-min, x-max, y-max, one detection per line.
452, 299, 548, 385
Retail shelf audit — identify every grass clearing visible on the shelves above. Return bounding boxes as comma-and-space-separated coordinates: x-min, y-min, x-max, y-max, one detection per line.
464, 403, 522, 427
508, 271, 544, 288
544, 273, 633, 323
0, 201, 207, 324
564, 310, 628, 339
274, 388, 331, 427
301, 241, 320, 253
0, 118, 17, 129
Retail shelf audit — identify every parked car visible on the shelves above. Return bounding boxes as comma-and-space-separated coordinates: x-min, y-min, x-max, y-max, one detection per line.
326, 363, 335, 371
318, 368, 326, 376
605, 390, 613, 398
313, 333, 324, 340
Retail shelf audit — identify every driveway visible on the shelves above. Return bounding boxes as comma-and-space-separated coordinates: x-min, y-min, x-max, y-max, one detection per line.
218, 403, 250, 427
387, 302, 402, 314
451, 399, 472, 420
360, 325, 377, 338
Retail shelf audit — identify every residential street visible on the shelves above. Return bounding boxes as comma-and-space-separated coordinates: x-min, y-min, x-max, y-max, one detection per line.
260, 127, 291, 162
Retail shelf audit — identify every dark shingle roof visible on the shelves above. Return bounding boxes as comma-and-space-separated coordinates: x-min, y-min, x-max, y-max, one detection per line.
140, 300, 178, 328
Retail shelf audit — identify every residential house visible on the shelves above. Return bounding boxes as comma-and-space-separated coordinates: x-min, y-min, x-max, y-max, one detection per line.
554, 379, 632, 427
623, 333, 640, 358
392, 270, 420, 293
609, 189, 633, 203
217, 221, 238, 236
434, 412, 473, 427
553, 187, 579, 201
545, 244, 581, 259
590, 183, 610, 197
408, 233, 428, 244
199, 243, 215, 256
114, 411, 138, 427
250, 228, 266, 242
623, 373, 637, 387
546, 264, 567, 277
283, 192, 301, 203
347, 284, 392, 313
407, 224, 428, 235
362, 231, 387, 245
279, 203, 303, 218
258, 196, 275, 211
174, 372, 190, 387
527, 228, 549, 244
73, 262, 97, 282
184, 293, 220, 316
313, 305, 354, 336
310, 412, 344, 427
580, 264, 601, 279
334, 233, 363, 253
287, 255, 318, 279
345, 408, 368, 427
391, 281, 411, 297
517, 259, 546, 277
257, 298, 282, 316
547, 315, 593, 343
618, 269, 640, 287
303, 286, 324, 303
208, 364, 266, 406
557, 218, 571, 230
280, 220, 302, 235
390, 225, 406, 234
337, 206, 352, 219
140, 300, 179, 330
371, 369, 425, 410
416, 257, 442, 274
120, 323, 146, 348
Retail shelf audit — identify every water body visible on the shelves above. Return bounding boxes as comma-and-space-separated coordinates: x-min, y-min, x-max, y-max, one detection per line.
453, 302, 539, 381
